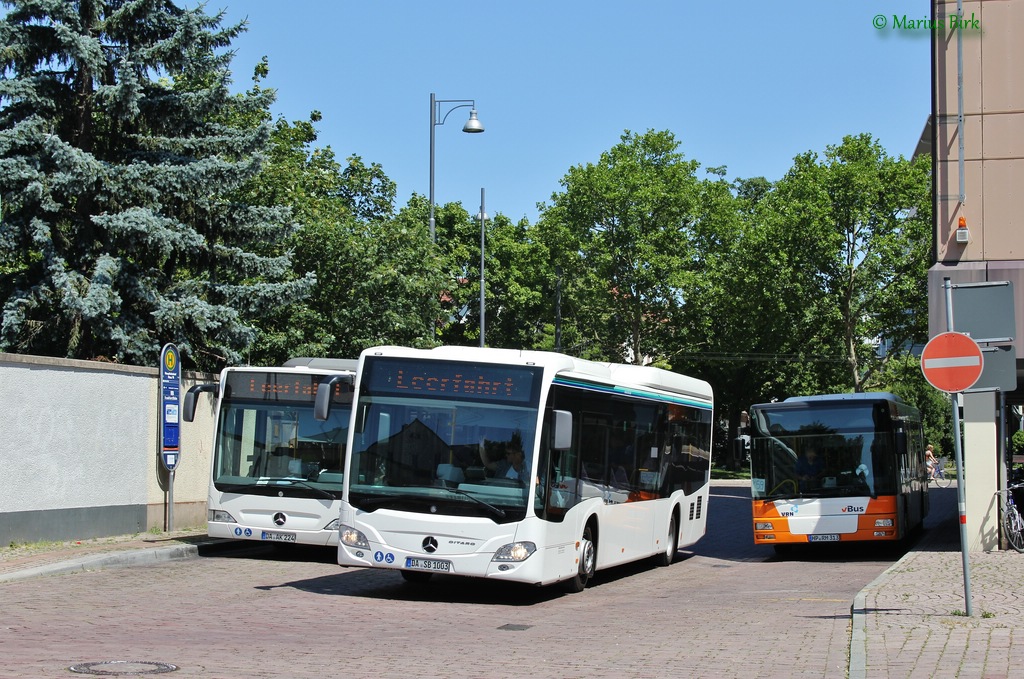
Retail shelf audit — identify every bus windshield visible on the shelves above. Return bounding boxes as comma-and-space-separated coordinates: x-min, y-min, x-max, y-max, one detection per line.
749, 402, 899, 500
347, 357, 543, 523
213, 401, 350, 500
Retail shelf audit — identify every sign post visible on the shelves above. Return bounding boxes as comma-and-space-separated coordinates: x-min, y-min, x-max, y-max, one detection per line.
159, 343, 181, 531
922, 280, 987, 617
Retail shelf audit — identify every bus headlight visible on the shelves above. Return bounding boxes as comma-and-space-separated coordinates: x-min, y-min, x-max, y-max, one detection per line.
492, 542, 536, 562
874, 519, 894, 527
755, 522, 774, 530
208, 509, 236, 523
339, 525, 369, 549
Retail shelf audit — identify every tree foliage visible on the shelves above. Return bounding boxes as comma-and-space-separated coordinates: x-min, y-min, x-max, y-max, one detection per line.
432, 201, 554, 351
536, 129, 703, 364
0, 0, 308, 370
763, 134, 932, 393
230, 101, 434, 365
0, 4, 937, 435
285, 211, 443, 359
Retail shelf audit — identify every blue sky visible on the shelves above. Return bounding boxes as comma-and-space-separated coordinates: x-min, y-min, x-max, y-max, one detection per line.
209, 1, 932, 224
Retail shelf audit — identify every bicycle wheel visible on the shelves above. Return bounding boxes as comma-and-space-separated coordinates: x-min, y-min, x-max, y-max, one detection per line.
1003, 503, 1024, 553
936, 472, 952, 488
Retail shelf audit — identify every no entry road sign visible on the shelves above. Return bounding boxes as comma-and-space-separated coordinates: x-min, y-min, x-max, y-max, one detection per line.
921, 331, 984, 393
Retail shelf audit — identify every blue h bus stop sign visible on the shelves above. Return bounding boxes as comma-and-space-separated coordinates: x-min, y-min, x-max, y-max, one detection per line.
160, 343, 181, 471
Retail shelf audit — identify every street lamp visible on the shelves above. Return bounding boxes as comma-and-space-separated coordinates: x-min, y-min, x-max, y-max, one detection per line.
478, 188, 487, 348
429, 92, 484, 242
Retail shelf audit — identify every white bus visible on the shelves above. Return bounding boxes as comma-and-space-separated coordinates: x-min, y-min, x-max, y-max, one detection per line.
183, 358, 357, 546
334, 346, 714, 591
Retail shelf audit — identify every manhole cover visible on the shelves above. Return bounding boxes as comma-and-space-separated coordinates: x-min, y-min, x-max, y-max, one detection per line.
68, 661, 178, 675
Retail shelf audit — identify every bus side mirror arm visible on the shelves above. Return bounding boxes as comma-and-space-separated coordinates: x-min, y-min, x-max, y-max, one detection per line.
315, 374, 350, 421
183, 383, 218, 422
552, 410, 572, 450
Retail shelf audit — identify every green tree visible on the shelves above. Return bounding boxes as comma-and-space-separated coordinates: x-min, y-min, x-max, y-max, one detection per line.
481, 214, 557, 350
0, 0, 307, 370
288, 206, 443, 358
704, 168, 850, 409
536, 129, 702, 364
429, 196, 556, 350
762, 134, 932, 392
432, 199, 486, 347
231, 99, 413, 364
669, 170, 771, 430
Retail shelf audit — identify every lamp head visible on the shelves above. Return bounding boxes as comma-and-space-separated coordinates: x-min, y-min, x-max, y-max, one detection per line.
462, 109, 484, 133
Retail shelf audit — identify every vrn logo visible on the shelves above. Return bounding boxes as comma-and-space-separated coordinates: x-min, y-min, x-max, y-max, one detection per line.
841, 505, 866, 513
780, 505, 799, 517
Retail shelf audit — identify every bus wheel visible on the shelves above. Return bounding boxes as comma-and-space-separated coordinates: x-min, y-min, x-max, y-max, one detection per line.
400, 570, 432, 584
655, 513, 678, 567
565, 524, 596, 593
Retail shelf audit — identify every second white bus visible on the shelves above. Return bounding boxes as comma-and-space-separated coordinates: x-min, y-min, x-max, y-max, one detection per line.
334, 346, 714, 591
184, 358, 357, 546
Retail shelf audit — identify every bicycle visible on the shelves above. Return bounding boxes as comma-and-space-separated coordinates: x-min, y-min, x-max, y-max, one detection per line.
995, 482, 1024, 553
930, 457, 953, 488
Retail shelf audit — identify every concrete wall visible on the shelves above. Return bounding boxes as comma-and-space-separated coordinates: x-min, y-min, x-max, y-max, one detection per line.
0, 353, 216, 545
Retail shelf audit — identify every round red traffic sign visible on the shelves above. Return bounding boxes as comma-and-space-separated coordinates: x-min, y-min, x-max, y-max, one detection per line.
920, 332, 984, 393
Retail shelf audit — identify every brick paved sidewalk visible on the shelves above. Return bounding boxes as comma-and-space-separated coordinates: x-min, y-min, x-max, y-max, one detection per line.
850, 519, 1024, 679
0, 527, 228, 583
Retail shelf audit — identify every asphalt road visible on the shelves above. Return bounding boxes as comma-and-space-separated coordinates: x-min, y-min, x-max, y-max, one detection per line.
2, 483, 925, 678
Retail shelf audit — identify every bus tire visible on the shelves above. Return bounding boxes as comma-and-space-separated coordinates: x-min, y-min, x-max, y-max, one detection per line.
655, 512, 678, 567
565, 523, 597, 593
400, 570, 432, 584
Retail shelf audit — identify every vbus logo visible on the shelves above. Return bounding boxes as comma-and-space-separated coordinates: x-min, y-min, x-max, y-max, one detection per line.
841, 505, 866, 513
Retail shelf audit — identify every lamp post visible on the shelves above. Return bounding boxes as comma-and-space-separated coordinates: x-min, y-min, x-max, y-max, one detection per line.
478, 188, 487, 348
429, 92, 484, 242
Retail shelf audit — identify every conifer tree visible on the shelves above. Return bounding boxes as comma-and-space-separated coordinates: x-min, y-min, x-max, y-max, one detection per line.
0, 0, 310, 370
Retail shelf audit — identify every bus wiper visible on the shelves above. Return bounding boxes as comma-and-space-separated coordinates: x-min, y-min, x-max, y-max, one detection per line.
217, 482, 259, 493
443, 488, 506, 519
270, 478, 338, 501
353, 495, 404, 509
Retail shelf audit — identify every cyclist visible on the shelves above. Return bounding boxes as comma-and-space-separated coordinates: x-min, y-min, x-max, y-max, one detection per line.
925, 444, 938, 480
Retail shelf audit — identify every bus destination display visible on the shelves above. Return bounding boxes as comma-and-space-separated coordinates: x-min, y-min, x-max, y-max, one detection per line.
363, 358, 540, 404
224, 372, 352, 404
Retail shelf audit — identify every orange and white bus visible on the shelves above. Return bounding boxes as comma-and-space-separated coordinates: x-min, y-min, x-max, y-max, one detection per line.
748, 393, 927, 553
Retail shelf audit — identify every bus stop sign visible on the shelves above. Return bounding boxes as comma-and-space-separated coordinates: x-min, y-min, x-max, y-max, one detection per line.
921, 331, 984, 393
160, 343, 181, 471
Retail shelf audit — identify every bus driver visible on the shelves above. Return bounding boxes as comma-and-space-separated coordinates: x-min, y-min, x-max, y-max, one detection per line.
482, 433, 530, 485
